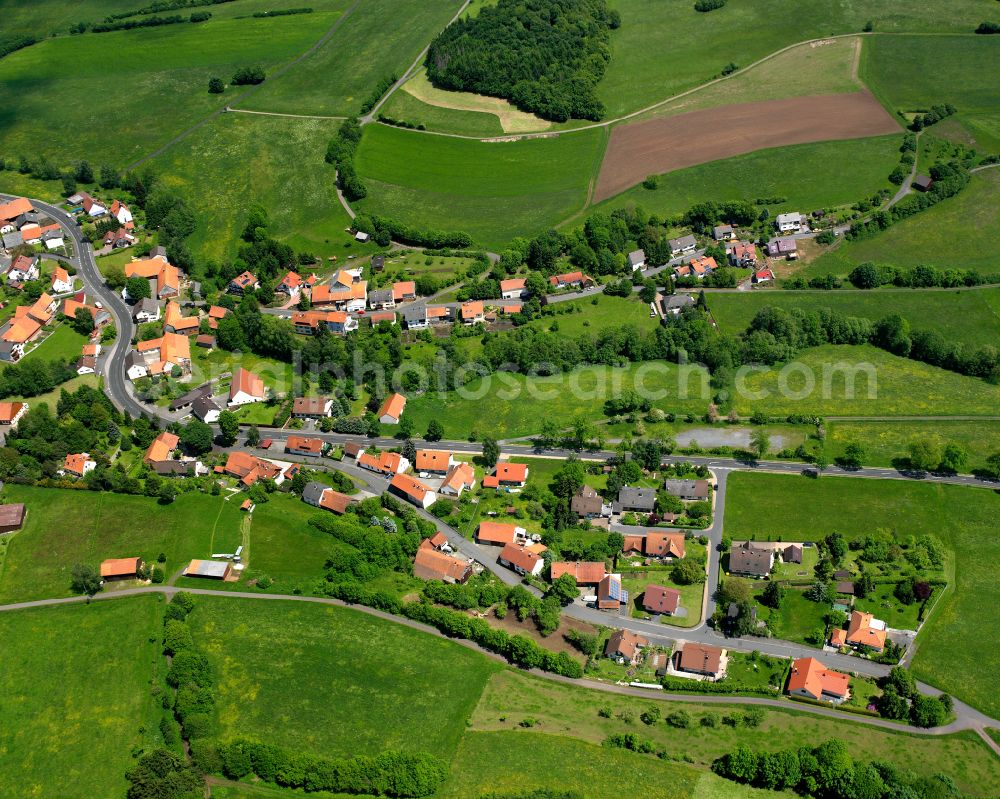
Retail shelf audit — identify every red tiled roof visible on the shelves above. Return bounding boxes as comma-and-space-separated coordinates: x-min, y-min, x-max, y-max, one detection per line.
550, 561, 605, 585
642, 584, 680, 614
499, 543, 541, 573
476, 521, 520, 545
377, 392, 406, 421
788, 657, 850, 700
100, 557, 141, 578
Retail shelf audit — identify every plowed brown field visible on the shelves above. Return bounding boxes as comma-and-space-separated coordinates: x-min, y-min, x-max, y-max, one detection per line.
594, 91, 899, 202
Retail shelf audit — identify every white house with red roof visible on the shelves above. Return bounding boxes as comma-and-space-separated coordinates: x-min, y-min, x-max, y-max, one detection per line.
228, 367, 266, 407
277, 271, 303, 297
110, 200, 133, 226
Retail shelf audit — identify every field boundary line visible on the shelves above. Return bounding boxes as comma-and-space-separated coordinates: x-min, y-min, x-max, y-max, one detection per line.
224, 108, 347, 121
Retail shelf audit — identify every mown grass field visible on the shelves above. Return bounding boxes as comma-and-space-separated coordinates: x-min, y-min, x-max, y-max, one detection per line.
708, 287, 1000, 349
0, 485, 243, 602
153, 113, 370, 264
724, 472, 1000, 719
188, 596, 498, 759
404, 361, 713, 440
598, 0, 988, 120
752, 586, 828, 646
0, 596, 163, 799
729, 344, 1000, 417
526, 294, 659, 338
238, 0, 463, 116
463, 671, 1000, 794
0, 13, 337, 166
18, 322, 89, 366
354, 123, 607, 247
802, 168, 1000, 277
377, 88, 506, 136
588, 136, 900, 223
861, 34, 1000, 152
826, 420, 1000, 472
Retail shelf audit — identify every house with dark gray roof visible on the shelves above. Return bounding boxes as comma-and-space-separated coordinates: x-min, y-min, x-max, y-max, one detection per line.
302, 481, 329, 507
713, 224, 734, 240
614, 486, 656, 513
659, 293, 694, 316
192, 395, 221, 423
368, 288, 395, 310
627, 249, 646, 270
132, 298, 160, 323
728, 541, 774, 577
668, 234, 697, 256
169, 383, 214, 412
663, 479, 709, 500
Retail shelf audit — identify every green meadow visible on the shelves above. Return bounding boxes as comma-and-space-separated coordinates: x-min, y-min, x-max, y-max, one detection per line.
803, 168, 1000, 277
354, 123, 607, 247
0, 596, 163, 799
599, 0, 989, 119
525, 294, 660, 338
404, 361, 713, 440
588, 136, 900, 224
187, 596, 498, 759
724, 472, 1000, 719
708, 287, 1000, 349
152, 113, 368, 263
467, 670, 1000, 794
861, 34, 1000, 152
0, 485, 243, 602
238, 0, 464, 116
730, 344, 1000, 418
0, 13, 337, 166
826, 419, 1000, 471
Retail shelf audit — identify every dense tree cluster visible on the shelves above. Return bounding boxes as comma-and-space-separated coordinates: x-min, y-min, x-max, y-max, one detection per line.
216, 740, 447, 796
0, 358, 78, 399
232, 65, 266, 85
326, 118, 367, 201
0, 35, 38, 59
352, 213, 473, 250
360, 73, 399, 114
125, 748, 201, 799
847, 262, 1000, 290
425, 0, 620, 121
712, 737, 968, 797
909, 103, 956, 132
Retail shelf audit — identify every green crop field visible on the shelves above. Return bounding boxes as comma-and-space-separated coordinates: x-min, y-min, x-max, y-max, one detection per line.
0, 596, 164, 799
724, 472, 1000, 719
708, 287, 1000, 349
598, 0, 988, 120
861, 34, 1000, 153
587, 136, 900, 224
187, 596, 498, 759
354, 123, 607, 247
153, 113, 369, 263
729, 344, 1000, 418
0, 486, 243, 602
464, 671, 1000, 794
826, 420, 1000, 471
0, 14, 338, 167
238, 0, 463, 116
802, 168, 1000, 278
404, 361, 713, 440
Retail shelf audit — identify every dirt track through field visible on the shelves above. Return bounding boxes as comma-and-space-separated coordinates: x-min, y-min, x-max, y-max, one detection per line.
594, 91, 899, 202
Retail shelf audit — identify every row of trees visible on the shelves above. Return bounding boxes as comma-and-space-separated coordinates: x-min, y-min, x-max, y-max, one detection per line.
326, 118, 367, 201
847, 262, 1000, 290
425, 0, 620, 121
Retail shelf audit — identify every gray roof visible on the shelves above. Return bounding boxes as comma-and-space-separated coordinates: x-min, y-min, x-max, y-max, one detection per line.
187, 560, 230, 578
617, 486, 656, 510
669, 234, 697, 251
663, 479, 709, 499
660, 294, 694, 311
192, 395, 220, 420
169, 383, 213, 411
768, 238, 797, 254
401, 307, 426, 325
149, 246, 167, 258
302, 481, 328, 505
125, 350, 146, 369
729, 542, 774, 576
2, 232, 23, 249
627, 249, 645, 267
713, 224, 733, 238
369, 289, 394, 306
42, 228, 64, 241
132, 298, 159, 317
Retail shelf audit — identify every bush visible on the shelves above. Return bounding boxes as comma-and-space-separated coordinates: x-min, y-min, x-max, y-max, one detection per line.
694, 0, 725, 10
232, 65, 266, 85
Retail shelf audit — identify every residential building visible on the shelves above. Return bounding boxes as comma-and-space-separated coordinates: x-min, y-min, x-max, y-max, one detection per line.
389, 473, 436, 509
663, 479, 709, 500
0, 503, 26, 533
550, 561, 605, 586
51, 266, 73, 293
728, 541, 774, 577
228, 271, 260, 295
713, 224, 735, 241
727, 241, 758, 267
228, 367, 265, 407
668, 234, 697, 256
392, 281, 416, 303
475, 521, 525, 546
184, 560, 232, 580
135, 332, 191, 377
76, 355, 97, 375
368, 288, 395, 310
125, 257, 180, 299
460, 300, 485, 325
753, 268, 775, 284
604, 629, 647, 664
659, 293, 694, 316
674, 643, 725, 679
414, 546, 472, 583
100, 557, 142, 581
377, 392, 406, 424
766, 237, 798, 259
644, 532, 686, 559
163, 301, 198, 335
548, 271, 593, 290
223, 451, 284, 486
125, 350, 149, 379
285, 436, 325, 457
643, 584, 681, 615
845, 610, 887, 652
109, 199, 133, 226
614, 486, 656, 513
276, 271, 303, 297
6, 255, 39, 285
782, 544, 803, 564
132, 298, 160, 323
0, 197, 32, 224
675, 255, 717, 280
570, 484, 605, 517
627, 249, 646, 270
292, 396, 333, 418
103, 228, 135, 249
597, 573, 628, 610
482, 462, 529, 489
415, 449, 455, 476
193, 396, 221, 423
368, 311, 397, 326
775, 212, 803, 233
63, 452, 96, 477
357, 450, 409, 476
0, 401, 28, 428
144, 432, 180, 467
912, 175, 933, 192
301, 481, 330, 507
291, 309, 358, 335
439, 462, 475, 497
787, 657, 850, 703
498, 543, 544, 577
312, 270, 367, 312
80, 193, 107, 217
207, 305, 229, 329
500, 278, 527, 299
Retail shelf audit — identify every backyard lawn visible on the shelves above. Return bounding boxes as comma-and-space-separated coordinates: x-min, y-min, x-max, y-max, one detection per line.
17, 322, 89, 365
0, 596, 164, 799
0, 485, 243, 602
753, 586, 829, 648
724, 472, 1000, 718
186, 596, 498, 760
